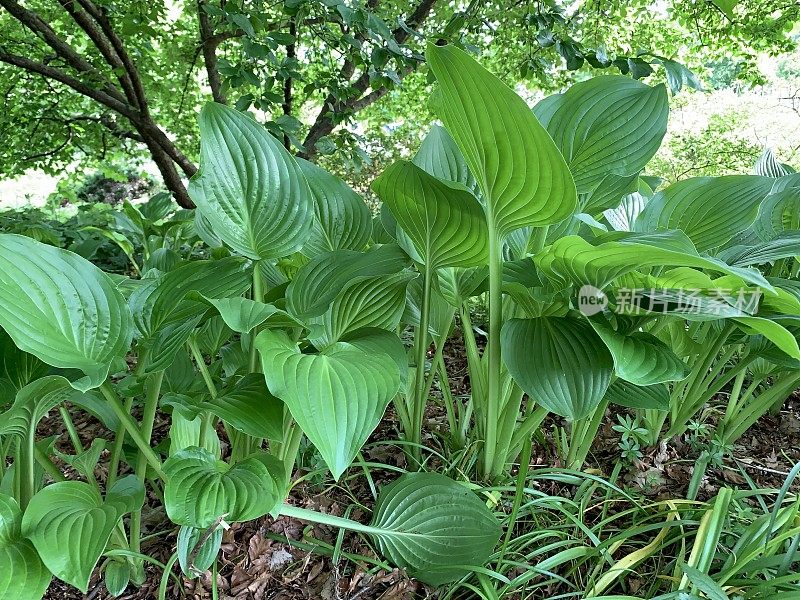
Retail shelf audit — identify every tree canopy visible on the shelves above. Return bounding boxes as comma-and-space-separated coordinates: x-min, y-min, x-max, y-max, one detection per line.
1, 0, 798, 207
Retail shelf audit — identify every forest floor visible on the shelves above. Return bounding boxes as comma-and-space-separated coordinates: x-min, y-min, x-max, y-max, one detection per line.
42, 333, 800, 600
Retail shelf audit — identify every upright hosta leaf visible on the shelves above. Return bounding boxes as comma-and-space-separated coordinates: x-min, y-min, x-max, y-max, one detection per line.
635, 176, 775, 252
177, 525, 223, 579
0, 493, 51, 600
754, 148, 795, 178
369, 473, 501, 585
591, 321, 690, 385
256, 329, 402, 479
533, 76, 668, 195
188, 103, 313, 259
535, 232, 772, 291
163, 447, 286, 528
22, 476, 144, 593
501, 317, 614, 419
0, 234, 133, 391
412, 125, 478, 192
0, 376, 76, 438
751, 189, 800, 241
427, 43, 577, 235
0, 330, 48, 399
286, 244, 410, 319
603, 187, 651, 232
308, 271, 416, 349
372, 160, 489, 269
296, 158, 372, 256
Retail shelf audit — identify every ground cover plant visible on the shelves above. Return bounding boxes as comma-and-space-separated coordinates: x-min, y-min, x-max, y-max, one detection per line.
1, 40, 800, 600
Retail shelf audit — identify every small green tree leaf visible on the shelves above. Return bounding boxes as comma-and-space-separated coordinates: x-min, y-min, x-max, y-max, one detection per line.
372, 160, 489, 269
427, 43, 577, 236
163, 447, 286, 528
0, 234, 134, 391
369, 473, 501, 585
188, 103, 314, 260
256, 329, 402, 479
0, 493, 51, 600
21, 476, 144, 593
501, 317, 614, 419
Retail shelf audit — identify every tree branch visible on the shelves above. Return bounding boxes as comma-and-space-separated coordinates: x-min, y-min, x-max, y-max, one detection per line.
300, 0, 437, 157
198, 0, 227, 104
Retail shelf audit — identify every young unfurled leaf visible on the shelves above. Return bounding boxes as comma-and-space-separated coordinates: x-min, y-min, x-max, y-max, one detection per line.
256, 329, 402, 479
0, 493, 51, 600
501, 316, 614, 420
427, 43, 577, 236
188, 103, 314, 260
369, 473, 501, 585
177, 524, 223, 579
163, 447, 286, 528
0, 234, 133, 391
21, 476, 144, 593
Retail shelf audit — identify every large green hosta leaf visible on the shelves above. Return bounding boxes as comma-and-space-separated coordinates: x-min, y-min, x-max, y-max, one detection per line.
369, 473, 501, 585
372, 160, 489, 269
22, 476, 144, 593
163, 447, 286, 528
533, 76, 668, 195
0, 493, 51, 600
635, 176, 775, 252
426, 43, 577, 236
604, 380, 670, 411
0, 234, 133, 391
308, 270, 416, 349
286, 244, 410, 319
501, 317, 614, 419
297, 158, 372, 256
536, 231, 771, 291
591, 321, 690, 385
0, 330, 48, 402
256, 329, 402, 479
188, 103, 313, 260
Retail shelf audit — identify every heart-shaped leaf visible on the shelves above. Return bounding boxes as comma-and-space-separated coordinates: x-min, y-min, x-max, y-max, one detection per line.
163, 447, 286, 528
0, 493, 51, 600
501, 317, 614, 420
21, 476, 144, 593
0, 234, 134, 391
369, 473, 501, 585
372, 160, 489, 269
296, 158, 372, 256
591, 321, 690, 385
188, 103, 314, 260
256, 329, 402, 479
426, 43, 577, 236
